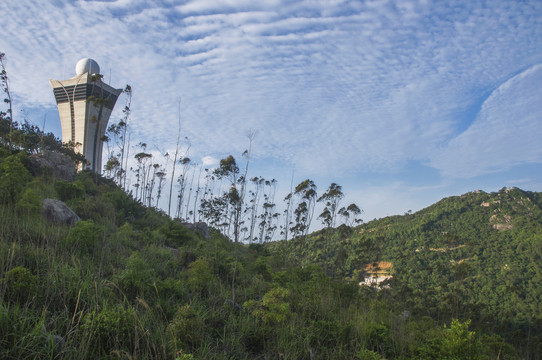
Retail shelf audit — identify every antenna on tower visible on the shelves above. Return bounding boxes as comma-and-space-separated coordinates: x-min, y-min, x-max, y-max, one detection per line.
109, 68, 112, 84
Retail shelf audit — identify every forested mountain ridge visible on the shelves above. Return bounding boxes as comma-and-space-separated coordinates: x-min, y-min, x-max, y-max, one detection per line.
275, 186, 542, 356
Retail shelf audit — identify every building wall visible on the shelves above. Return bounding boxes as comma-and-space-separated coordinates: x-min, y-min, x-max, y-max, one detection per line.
50, 74, 122, 173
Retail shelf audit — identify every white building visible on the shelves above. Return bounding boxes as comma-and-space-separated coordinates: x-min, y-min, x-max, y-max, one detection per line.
50, 58, 122, 173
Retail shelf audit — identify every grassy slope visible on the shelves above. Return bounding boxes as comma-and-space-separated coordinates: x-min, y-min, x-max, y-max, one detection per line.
0, 149, 530, 359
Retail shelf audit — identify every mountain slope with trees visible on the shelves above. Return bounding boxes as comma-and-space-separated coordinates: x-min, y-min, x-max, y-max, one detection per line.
0, 111, 536, 359
275, 187, 542, 358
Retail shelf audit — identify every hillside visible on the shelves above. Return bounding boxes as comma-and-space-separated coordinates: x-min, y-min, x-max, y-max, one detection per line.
2, 138, 537, 358
274, 187, 542, 357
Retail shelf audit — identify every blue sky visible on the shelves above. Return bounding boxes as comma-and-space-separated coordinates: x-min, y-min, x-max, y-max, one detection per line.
1, 0, 541, 222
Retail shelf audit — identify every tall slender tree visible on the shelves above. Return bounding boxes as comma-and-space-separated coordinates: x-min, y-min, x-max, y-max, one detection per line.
318, 183, 344, 276
120, 85, 132, 190
168, 99, 182, 217
0, 52, 14, 149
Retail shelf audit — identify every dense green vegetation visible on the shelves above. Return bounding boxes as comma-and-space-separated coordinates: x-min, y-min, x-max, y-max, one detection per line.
276, 187, 542, 358
3, 119, 540, 360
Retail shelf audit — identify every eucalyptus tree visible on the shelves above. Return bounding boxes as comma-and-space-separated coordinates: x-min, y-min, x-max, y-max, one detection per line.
168, 99, 185, 217
119, 85, 132, 189
175, 157, 191, 220
213, 132, 255, 243
281, 192, 293, 243
104, 85, 133, 186
214, 155, 242, 242
155, 169, 167, 208
246, 176, 265, 243
339, 203, 363, 227
318, 183, 344, 229
258, 178, 279, 243
184, 160, 199, 222
0, 52, 13, 148
211, 153, 249, 305
147, 163, 160, 207
190, 165, 204, 223
133, 143, 152, 202
318, 183, 345, 275
290, 179, 318, 240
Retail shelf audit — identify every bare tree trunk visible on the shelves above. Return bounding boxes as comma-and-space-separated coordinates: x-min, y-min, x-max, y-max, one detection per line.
120, 85, 132, 190
193, 165, 203, 223
168, 99, 182, 217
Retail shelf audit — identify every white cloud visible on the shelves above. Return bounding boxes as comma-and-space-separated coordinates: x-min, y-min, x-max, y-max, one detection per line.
202, 155, 219, 167
1, 0, 541, 217
431, 64, 542, 178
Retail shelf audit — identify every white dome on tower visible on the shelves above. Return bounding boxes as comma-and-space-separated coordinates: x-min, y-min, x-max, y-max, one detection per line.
75, 58, 100, 76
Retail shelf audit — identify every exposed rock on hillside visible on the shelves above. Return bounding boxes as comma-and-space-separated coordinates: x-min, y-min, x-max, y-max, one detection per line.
29, 150, 76, 181
181, 222, 211, 239
491, 214, 513, 230
42, 199, 80, 225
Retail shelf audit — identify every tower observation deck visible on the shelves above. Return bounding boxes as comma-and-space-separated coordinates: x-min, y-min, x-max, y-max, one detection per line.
50, 58, 122, 173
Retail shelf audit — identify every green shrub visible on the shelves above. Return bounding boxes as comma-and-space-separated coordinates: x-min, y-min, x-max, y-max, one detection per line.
365, 322, 389, 353
81, 304, 134, 353
0, 152, 32, 204
357, 348, 385, 360
167, 305, 204, 352
76, 170, 98, 195
243, 287, 291, 324
1, 266, 38, 302
160, 220, 192, 248
15, 188, 41, 215
70, 195, 116, 224
249, 257, 272, 281
188, 258, 214, 293
54, 180, 84, 201
103, 189, 145, 224
440, 319, 480, 359
64, 220, 100, 254
115, 251, 155, 298
414, 319, 484, 360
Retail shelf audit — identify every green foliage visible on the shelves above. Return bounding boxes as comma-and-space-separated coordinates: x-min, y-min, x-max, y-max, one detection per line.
0, 152, 31, 204
167, 305, 204, 351
81, 304, 135, 353
1, 266, 38, 303
415, 319, 483, 360
15, 188, 41, 215
160, 220, 192, 248
357, 348, 385, 360
64, 220, 100, 254
244, 287, 290, 324
249, 257, 272, 281
54, 180, 84, 201
115, 251, 155, 298
364, 322, 390, 353
75, 170, 99, 195
278, 187, 542, 357
0, 304, 57, 359
187, 258, 214, 293
0, 153, 536, 358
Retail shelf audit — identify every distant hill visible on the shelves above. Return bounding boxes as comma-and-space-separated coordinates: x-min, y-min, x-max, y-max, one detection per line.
273, 187, 542, 355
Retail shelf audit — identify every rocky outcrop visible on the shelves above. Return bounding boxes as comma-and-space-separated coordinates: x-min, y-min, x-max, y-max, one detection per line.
181, 222, 211, 239
42, 199, 80, 225
490, 213, 513, 230
29, 150, 76, 181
